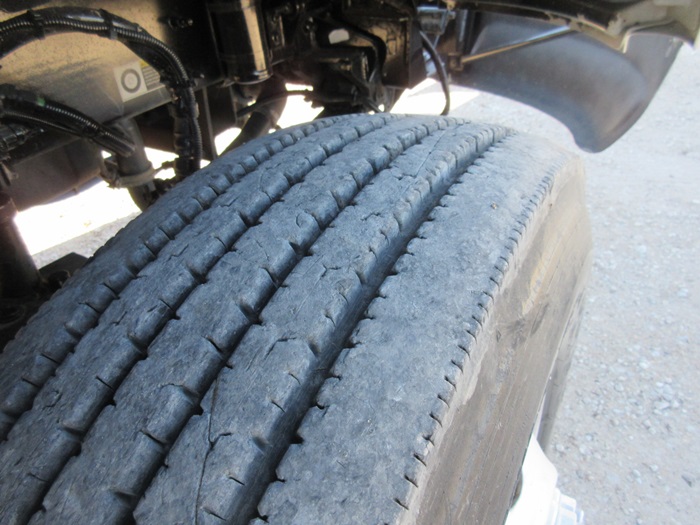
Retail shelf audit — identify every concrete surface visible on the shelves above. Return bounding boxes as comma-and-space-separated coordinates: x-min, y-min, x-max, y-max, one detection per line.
14, 44, 699, 525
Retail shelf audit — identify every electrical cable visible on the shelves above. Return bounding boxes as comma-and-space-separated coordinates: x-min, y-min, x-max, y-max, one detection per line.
0, 8, 201, 178
0, 122, 40, 156
420, 30, 450, 116
0, 85, 135, 156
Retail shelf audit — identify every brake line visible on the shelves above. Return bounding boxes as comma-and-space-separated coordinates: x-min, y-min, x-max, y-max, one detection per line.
460, 27, 574, 66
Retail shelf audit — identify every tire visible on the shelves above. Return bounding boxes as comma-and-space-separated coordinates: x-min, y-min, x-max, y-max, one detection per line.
0, 114, 591, 524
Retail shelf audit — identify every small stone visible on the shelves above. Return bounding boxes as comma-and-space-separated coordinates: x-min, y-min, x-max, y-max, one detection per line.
606, 472, 621, 484
654, 400, 671, 412
639, 360, 650, 370
648, 464, 659, 473
677, 288, 690, 298
614, 383, 625, 393
662, 385, 675, 401
682, 474, 695, 487
555, 443, 566, 454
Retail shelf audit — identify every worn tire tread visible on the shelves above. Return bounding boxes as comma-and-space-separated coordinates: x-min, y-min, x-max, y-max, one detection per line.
0, 115, 590, 525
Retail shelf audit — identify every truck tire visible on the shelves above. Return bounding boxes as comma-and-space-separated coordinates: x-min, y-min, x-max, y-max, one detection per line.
0, 114, 591, 525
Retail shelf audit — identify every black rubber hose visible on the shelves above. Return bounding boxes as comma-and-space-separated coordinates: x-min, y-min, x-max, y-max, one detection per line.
114, 119, 153, 183
0, 8, 201, 178
223, 78, 288, 154
420, 30, 450, 116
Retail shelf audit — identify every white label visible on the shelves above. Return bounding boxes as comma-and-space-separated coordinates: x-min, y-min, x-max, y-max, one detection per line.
114, 60, 162, 102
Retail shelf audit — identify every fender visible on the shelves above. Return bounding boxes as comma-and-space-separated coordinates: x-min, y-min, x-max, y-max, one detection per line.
450, 13, 682, 152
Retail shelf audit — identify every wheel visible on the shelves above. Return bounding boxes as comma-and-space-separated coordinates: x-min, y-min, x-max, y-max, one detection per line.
0, 114, 591, 524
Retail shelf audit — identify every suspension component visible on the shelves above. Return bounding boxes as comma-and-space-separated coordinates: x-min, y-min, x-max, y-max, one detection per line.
207, 0, 272, 84
0, 191, 42, 348
0, 192, 39, 299
111, 119, 155, 188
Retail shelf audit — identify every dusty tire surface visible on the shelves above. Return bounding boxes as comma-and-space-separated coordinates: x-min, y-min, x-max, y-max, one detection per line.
0, 114, 590, 524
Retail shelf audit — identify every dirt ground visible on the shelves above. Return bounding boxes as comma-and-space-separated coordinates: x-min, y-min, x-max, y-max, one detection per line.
15, 44, 699, 525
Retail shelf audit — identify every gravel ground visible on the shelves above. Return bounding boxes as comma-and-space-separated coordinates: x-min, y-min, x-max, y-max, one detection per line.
14, 44, 699, 525
549, 47, 700, 525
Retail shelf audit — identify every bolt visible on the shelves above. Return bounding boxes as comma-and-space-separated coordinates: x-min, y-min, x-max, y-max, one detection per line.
303, 18, 314, 34
167, 16, 194, 30
47, 270, 71, 291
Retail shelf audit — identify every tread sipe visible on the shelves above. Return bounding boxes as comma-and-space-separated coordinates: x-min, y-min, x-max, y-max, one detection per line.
0, 115, 591, 524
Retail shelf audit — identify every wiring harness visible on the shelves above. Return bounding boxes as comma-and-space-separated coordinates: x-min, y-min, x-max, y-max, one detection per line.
0, 85, 135, 157
0, 7, 202, 179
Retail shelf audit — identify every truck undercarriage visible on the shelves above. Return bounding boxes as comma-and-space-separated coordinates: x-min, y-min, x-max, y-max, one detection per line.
0, 1, 697, 523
